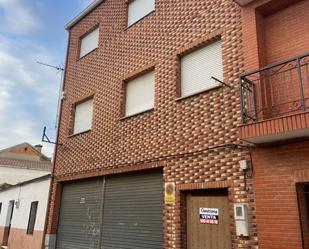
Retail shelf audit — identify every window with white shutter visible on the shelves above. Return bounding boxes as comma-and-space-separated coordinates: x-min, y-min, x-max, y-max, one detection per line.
180, 40, 223, 98
127, 0, 155, 27
80, 27, 99, 58
125, 71, 155, 117
73, 98, 93, 134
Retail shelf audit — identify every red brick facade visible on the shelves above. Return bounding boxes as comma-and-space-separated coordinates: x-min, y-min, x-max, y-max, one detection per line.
46, 0, 309, 248
46, 0, 259, 248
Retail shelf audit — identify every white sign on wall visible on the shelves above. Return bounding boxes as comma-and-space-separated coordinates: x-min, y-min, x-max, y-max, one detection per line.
199, 207, 219, 225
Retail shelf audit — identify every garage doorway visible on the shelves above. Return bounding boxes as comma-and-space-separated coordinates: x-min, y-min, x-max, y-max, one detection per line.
56, 170, 163, 249
186, 189, 231, 249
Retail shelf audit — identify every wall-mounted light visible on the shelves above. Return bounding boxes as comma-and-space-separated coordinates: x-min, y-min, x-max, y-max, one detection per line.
239, 160, 249, 171
239, 160, 250, 192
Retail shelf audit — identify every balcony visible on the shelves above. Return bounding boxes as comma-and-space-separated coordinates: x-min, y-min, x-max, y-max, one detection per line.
239, 53, 309, 144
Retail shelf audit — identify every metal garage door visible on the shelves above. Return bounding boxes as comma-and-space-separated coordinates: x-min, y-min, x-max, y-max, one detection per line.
101, 170, 163, 249
56, 178, 103, 249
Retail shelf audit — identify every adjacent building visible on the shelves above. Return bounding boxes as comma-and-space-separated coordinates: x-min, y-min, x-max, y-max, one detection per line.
0, 143, 51, 185
0, 143, 52, 249
236, 0, 309, 248
0, 175, 51, 249
45, 0, 309, 249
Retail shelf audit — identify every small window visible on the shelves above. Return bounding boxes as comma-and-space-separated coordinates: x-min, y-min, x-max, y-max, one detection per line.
27, 201, 38, 235
125, 70, 155, 117
80, 27, 99, 58
180, 40, 223, 98
127, 0, 155, 27
73, 98, 93, 134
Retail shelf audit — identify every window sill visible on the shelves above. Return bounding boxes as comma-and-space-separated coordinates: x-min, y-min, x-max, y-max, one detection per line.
125, 10, 155, 30
68, 129, 92, 138
119, 108, 154, 121
78, 47, 98, 61
176, 85, 222, 102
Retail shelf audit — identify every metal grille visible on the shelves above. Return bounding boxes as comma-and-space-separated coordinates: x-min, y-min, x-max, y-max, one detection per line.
240, 53, 309, 123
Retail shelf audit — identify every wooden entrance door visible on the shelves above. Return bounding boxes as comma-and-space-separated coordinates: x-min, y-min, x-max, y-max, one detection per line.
187, 190, 231, 249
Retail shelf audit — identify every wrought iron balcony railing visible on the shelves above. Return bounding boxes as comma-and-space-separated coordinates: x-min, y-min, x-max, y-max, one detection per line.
240, 53, 309, 123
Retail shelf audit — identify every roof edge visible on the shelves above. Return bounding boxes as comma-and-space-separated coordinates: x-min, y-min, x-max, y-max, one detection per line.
0, 174, 51, 192
65, 0, 105, 30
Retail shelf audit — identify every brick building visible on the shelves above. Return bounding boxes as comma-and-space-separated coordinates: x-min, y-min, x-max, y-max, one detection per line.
45, 0, 308, 248
237, 0, 309, 248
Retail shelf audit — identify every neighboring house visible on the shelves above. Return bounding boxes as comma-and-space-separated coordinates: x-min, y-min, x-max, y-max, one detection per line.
0, 175, 51, 249
0, 143, 51, 185
45, 0, 309, 249
0, 143, 52, 249
236, 0, 309, 248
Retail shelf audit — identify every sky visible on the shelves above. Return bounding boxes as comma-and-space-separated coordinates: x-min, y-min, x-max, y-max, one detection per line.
0, 0, 94, 157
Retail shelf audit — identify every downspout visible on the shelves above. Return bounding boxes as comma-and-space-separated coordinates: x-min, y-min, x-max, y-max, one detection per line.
41, 29, 71, 249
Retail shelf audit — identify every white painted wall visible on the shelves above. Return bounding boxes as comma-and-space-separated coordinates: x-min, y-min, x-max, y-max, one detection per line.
0, 166, 49, 185
0, 177, 51, 231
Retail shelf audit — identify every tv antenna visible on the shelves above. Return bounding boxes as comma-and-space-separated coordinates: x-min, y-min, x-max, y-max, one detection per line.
37, 61, 65, 146
37, 61, 64, 72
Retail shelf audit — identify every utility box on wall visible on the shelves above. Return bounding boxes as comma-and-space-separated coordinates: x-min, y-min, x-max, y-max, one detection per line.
234, 203, 249, 237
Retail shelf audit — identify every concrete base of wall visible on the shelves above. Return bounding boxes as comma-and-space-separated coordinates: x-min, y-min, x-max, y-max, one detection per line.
7, 228, 44, 249
44, 234, 56, 249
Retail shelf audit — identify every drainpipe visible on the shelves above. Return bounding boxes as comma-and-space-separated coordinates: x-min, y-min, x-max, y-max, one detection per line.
41, 29, 70, 249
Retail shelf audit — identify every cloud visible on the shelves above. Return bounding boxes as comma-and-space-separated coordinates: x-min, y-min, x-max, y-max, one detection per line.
0, 35, 59, 157
0, 0, 41, 34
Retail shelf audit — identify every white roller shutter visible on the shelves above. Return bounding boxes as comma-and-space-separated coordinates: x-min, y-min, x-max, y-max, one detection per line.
73, 98, 93, 134
128, 0, 155, 26
80, 27, 99, 58
181, 40, 223, 97
125, 71, 155, 117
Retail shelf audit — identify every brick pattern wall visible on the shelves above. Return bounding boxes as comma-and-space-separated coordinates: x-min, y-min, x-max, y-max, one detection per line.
252, 141, 309, 249
47, 0, 259, 248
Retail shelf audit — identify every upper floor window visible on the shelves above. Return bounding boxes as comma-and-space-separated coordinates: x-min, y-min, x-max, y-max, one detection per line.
125, 70, 155, 117
127, 0, 155, 27
73, 98, 93, 134
80, 27, 99, 58
180, 40, 223, 98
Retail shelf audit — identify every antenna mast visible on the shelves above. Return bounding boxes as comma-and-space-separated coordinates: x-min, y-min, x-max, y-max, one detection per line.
37, 61, 65, 129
